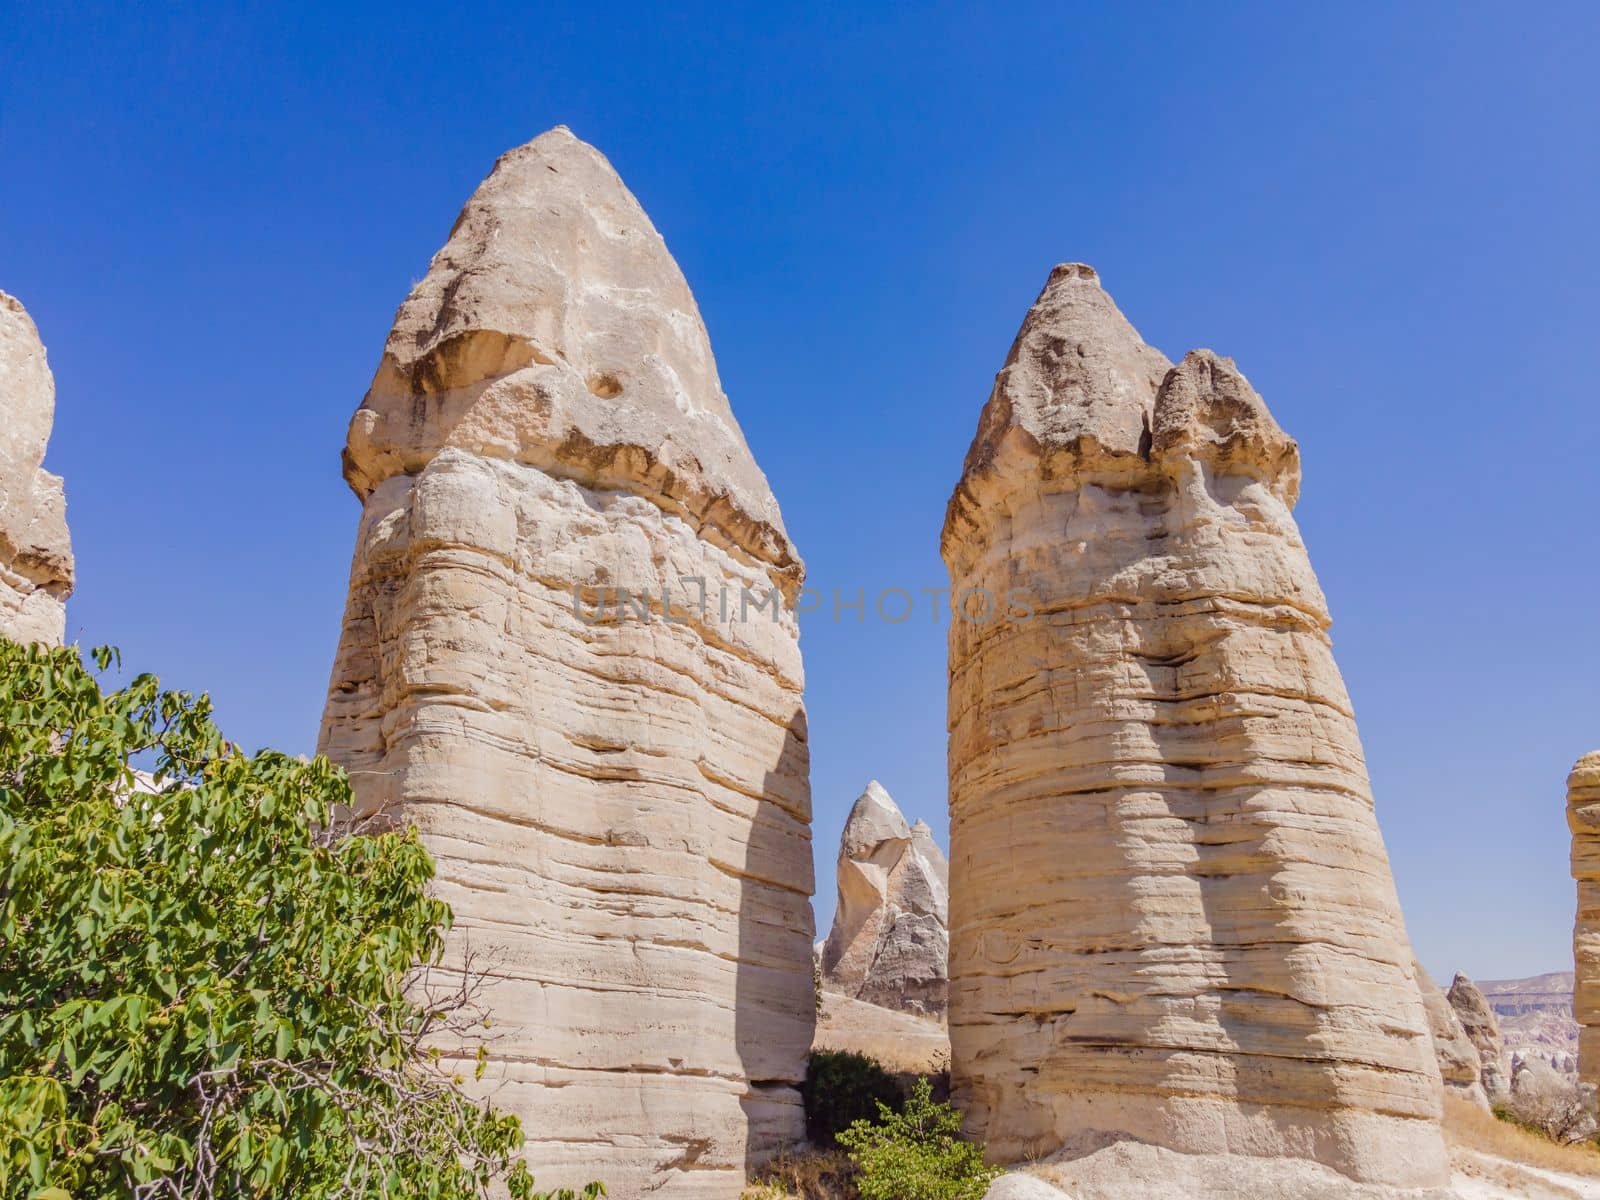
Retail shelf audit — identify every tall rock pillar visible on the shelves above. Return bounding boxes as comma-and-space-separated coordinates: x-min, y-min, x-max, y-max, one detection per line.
941, 264, 1447, 1187
0, 292, 73, 646
1569, 751, 1600, 1089
318, 129, 813, 1197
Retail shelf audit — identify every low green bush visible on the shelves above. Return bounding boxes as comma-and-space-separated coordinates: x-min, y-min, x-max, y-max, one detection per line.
802, 1050, 902, 1148
836, 1078, 999, 1200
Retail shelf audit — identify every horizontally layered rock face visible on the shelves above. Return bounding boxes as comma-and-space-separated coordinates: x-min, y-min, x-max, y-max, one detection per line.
1568, 752, 1600, 1091
820, 781, 950, 1015
1449, 973, 1510, 1100
1415, 960, 1488, 1110
941, 264, 1447, 1187
318, 128, 814, 1197
0, 292, 73, 646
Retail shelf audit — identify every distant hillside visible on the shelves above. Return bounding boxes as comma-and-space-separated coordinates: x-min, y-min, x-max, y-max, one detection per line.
1478, 971, 1578, 1068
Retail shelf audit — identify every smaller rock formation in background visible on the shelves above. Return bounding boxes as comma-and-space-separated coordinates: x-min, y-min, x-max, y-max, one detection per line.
1449, 973, 1511, 1100
0, 291, 73, 646
820, 781, 949, 1016
1416, 960, 1488, 1110
1570, 752, 1600, 1090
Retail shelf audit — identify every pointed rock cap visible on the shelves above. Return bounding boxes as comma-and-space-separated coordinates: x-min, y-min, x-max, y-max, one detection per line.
1572, 751, 1600, 789
1152, 348, 1300, 505
943, 264, 1172, 555
841, 780, 911, 858
0, 292, 57, 524
909, 817, 951, 892
0, 291, 73, 629
1568, 751, 1600, 837
944, 265, 1312, 561
910, 818, 947, 863
344, 126, 798, 587
1447, 974, 1499, 1026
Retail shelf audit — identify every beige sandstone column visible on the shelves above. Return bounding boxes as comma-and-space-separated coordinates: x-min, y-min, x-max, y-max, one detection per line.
941, 263, 1447, 1188
1569, 752, 1600, 1089
318, 128, 813, 1198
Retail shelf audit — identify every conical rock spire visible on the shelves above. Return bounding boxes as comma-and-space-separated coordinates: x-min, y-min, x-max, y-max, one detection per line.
943, 265, 1447, 1189
821, 781, 949, 1016
345, 126, 797, 589
319, 129, 813, 1197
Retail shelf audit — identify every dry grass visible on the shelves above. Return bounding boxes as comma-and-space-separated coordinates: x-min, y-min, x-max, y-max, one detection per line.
1444, 1094, 1600, 1179
741, 1148, 858, 1200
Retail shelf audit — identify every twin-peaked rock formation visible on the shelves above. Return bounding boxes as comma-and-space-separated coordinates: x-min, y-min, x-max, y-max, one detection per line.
0, 292, 73, 646
820, 781, 950, 1015
317, 128, 813, 1198
1569, 751, 1600, 1090
941, 264, 1448, 1188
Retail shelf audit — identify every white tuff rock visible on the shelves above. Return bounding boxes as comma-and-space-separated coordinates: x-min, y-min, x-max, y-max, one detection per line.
318, 128, 813, 1197
820, 781, 950, 1015
0, 291, 73, 645
941, 264, 1448, 1189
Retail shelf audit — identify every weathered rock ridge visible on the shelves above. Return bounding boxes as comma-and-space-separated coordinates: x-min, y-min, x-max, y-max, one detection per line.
318, 128, 813, 1197
0, 292, 73, 646
942, 263, 1448, 1188
1415, 961, 1487, 1110
1568, 752, 1600, 1090
820, 781, 949, 1015
1449, 973, 1511, 1099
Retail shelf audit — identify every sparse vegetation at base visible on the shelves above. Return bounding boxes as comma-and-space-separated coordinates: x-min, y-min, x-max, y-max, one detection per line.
0, 640, 597, 1200
835, 1078, 1001, 1200
1443, 1094, 1600, 1179
754, 1058, 996, 1200
1491, 1069, 1598, 1144
743, 1148, 858, 1200
803, 1050, 904, 1148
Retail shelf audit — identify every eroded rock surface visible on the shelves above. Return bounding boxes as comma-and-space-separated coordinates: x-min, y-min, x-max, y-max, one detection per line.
318, 128, 813, 1197
819, 781, 949, 1015
1449, 973, 1512, 1100
1569, 753, 1600, 1090
0, 292, 73, 645
1416, 961, 1488, 1110
941, 264, 1447, 1189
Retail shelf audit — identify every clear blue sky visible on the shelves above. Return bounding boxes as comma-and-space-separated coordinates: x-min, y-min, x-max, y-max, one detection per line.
3, 3, 1595, 982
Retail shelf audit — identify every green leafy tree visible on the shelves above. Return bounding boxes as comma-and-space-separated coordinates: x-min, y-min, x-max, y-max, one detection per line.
835, 1078, 1000, 1200
0, 639, 601, 1200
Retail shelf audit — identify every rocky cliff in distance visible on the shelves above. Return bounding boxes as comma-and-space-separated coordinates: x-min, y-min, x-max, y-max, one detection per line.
318, 128, 813, 1198
941, 264, 1448, 1190
1476, 970, 1578, 1077
820, 781, 949, 1016
1570, 753, 1600, 1090
0, 292, 73, 646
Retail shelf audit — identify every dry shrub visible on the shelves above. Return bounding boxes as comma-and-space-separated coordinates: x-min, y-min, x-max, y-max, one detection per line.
1500, 1066, 1599, 1144
1443, 1094, 1600, 1178
742, 1148, 858, 1200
